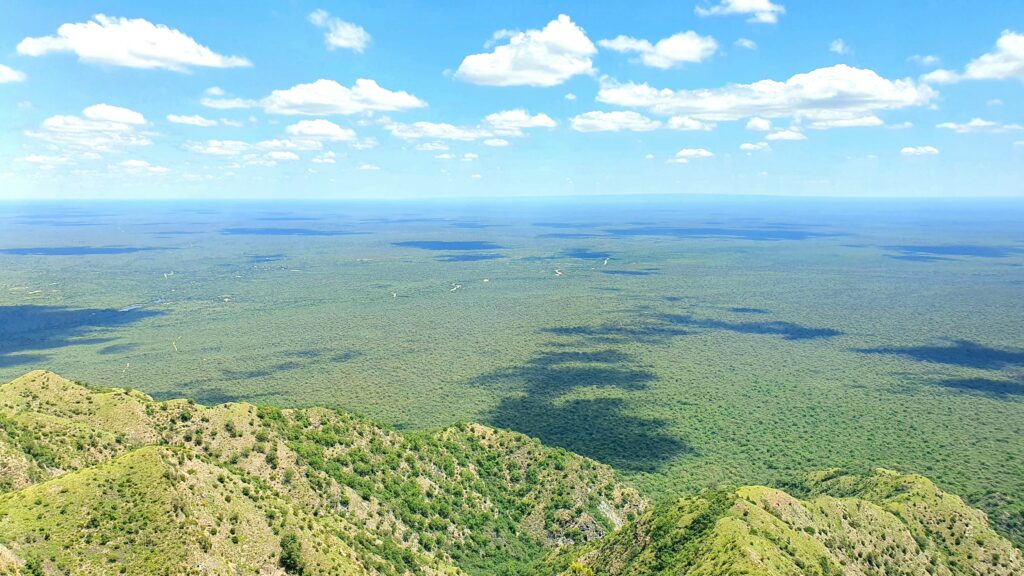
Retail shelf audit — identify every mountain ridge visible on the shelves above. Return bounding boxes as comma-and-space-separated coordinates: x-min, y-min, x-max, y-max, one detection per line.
1, 370, 1021, 575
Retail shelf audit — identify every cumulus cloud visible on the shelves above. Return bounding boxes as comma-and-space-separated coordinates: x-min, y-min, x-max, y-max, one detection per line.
262, 79, 426, 115
388, 122, 490, 141
599, 31, 717, 69
669, 148, 714, 163
201, 96, 257, 110
936, 118, 1023, 134
312, 151, 337, 164
483, 138, 509, 147
455, 14, 596, 86
17, 14, 250, 71
908, 54, 940, 67
359, 163, 380, 171
257, 138, 323, 151
167, 114, 218, 127
901, 145, 939, 156
765, 128, 806, 140
922, 31, 1024, 83
187, 140, 250, 155
26, 104, 151, 153
116, 159, 169, 174
597, 64, 934, 124
285, 119, 357, 141
416, 142, 449, 151
268, 151, 300, 161
461, 153, 478, 162
740, 142, 770, 152
829, 39, 851, 55
667, 116, 715, 131
809, 116, 883, 129
565, 93, 578, 101
570, 111, 661, 132
735, 38, 757, 50
746, 117, 772, 131
695, 0, 785, 24
308, 9, 370, 53
483, 109, 556, 134
0, 64, 26, 83
388, 109, 553, 141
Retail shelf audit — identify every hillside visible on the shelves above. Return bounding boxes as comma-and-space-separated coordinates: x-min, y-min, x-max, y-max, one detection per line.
0, 370, 1021, 575
0, 371, 643, 575
543, 469, 1023, 575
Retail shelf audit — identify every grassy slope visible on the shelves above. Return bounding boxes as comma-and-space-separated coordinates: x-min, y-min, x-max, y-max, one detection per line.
544, 468, 1023, 575
0, 371, 643, 575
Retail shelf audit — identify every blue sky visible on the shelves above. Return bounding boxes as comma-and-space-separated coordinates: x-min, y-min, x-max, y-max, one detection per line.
0, 0, 1022, 199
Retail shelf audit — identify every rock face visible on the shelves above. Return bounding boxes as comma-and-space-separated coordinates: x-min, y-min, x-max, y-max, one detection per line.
0, 370, 1021, 575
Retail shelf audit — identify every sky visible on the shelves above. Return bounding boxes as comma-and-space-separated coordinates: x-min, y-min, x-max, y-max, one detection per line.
0, 0, 1022, 200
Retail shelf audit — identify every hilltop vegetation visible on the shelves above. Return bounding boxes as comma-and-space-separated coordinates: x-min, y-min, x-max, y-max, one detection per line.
0, 370, 1021, 575
0, 371, 642, 575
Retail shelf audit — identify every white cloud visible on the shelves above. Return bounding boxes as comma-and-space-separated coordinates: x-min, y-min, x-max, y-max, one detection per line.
416, 142, 449, 151
26, 104, 150, 153
116, 159, 169, 173
644, 153, 655, 160
597, 65, 934, 123
312, 151, 337, 164
471, 173, 482, 179
746, 117, 772, 131
570, 111, 661, 132
388, 121, 489, 141
201, 96, 257, 110
669, 148, 714, 163
187, 140, 250, 155
888, 121, 913, 129
901, 145, 939, 156
829, 39, 851, 55
263, 79, 426, 115
20, 154, 71, 167
268, 151, 300, 161
667, 116, 715, 131
735, 38, 757, 50
695, 0, 785, 24
599, 31, 717, 69
483, 109, 556, 134
359, 163, 380, 171
740, 142, 770, 152
765, 128, 806, 140
205, 86, 225, 96
83, 103, 145, 124
908, 54, 940, 67
257, 138, 323, 151
920, 69, 960, 84
308, 9, 370, 53
921, 31, 1024, 83
0, 64, 26, 83
461, 153, 479, 162
936, 118, 1023, 134
565, 93, 578, 101
389, 109, 553, 141
434, 153, 454, 160
285, 119, 357, 141
350, 137, 377, 150
455, 14, 596, 86
484, 138, 510, 146
809, 116, 883, 129
17, 14, 250, 71
167, 114, 218, 127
